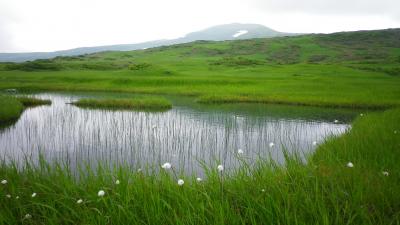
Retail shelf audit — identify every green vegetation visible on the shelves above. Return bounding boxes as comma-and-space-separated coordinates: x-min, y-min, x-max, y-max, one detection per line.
15, 96, 51, 107
0, 108, 398, 224
0, 29, 399, 108
72, 97, 172, 111
0, 96, 23, 124
0, 95, 51, 126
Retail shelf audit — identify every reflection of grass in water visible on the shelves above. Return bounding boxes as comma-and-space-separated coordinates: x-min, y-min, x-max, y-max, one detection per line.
0, 108, 399, 224
16, 96, 52, 107
72, 97, 172, 111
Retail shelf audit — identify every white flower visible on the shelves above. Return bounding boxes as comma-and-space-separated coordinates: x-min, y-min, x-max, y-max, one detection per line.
269, 142, 275, 148
382, 171, 389, 176
98, 190, 105, 197
31, 193, 37, 198
152, 125, 157, 129
346, 162, 354, 168
1, 180, 7, 185
115, 180, 120, 185
237, 149, 244, 154
6, 194, 11, 198
161, 162, 172, 170
196, 177, 202, 182
24, 214, 32, 219
177, 179, 184, 186
312, 141, 317, 146
217, 165, 224, 172
77, 199, 83, 204
334, 120, 339, 123
261, 189, 265, 192
16, 196, 19, 199
360, 113, 364, 116
137, 168, 142, 172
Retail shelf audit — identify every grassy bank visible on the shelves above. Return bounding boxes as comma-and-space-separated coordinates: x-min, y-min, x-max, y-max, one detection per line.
0, 96, 23, 124
0, 95, 51, 126
72, 97, 172, 111
0, 108, 398, 224
0, 29, 399, 109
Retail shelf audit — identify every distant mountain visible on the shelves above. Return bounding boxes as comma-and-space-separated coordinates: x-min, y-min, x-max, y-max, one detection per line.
0, 23, 297, 62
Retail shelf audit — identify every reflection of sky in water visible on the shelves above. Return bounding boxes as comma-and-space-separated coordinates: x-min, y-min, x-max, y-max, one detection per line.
0, 93, 351, 175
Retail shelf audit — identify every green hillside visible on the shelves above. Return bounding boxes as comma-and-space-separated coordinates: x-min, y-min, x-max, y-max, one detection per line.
1, 28, 399, 108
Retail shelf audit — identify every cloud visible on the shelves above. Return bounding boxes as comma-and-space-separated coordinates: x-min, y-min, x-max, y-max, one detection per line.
247, 0, 400, 20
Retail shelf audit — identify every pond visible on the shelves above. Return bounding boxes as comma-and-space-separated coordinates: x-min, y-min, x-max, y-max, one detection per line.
0, 92, 357, 175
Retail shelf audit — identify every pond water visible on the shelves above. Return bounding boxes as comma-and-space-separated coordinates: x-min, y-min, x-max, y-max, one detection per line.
0, 93, 357, 175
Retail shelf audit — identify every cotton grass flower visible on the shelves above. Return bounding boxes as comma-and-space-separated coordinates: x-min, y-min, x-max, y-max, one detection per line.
382, 171, 389, 176
6, 194, 11, 198
24, 214, 32, 219
1, 179, 7, 185
237, 149, 244, 154
360, 113, 364, 116
137, 168, 142, 172
196, 177, 202, 182
261, 189, 265, 192
76, 199, 83, 204
152, 125, 157, 129
312, 141, 317, 146
346, 162, 354, 168
334, 120, 339, 123
115, 180, 120, 185
177, 179, 184, 186
16, 196, 19, 199
269, 142, 275, 148
217, 165, 224, 172
98, 190, 105, 197
161, 162, 172, 170
31, 193, 37, 198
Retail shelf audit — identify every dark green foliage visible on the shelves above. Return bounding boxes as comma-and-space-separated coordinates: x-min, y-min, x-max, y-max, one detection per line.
4, 61, 63, 71
128, 63, 152, 70
210, 57, 264, 67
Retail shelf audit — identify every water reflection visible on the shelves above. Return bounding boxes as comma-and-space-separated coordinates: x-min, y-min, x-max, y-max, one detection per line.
0, 93, 353, 175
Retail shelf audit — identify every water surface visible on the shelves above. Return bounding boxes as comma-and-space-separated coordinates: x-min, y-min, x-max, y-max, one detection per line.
0, 93, 356, 175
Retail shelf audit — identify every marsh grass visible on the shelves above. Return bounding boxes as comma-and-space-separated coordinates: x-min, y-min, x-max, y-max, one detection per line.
71, 97, 172, 111
0, 95, 23, 124
15, 96, 52, 107
0, 108, 399, 224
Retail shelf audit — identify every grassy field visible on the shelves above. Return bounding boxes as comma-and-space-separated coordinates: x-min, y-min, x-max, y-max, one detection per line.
72, 97, 172, 111
0, 108, 398, 224
0, 29, 399, 108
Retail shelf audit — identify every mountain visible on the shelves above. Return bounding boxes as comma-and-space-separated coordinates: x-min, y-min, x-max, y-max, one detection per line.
0, 23, 297, 62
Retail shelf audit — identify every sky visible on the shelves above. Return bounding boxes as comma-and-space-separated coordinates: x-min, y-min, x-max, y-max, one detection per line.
0, 0, 399, 53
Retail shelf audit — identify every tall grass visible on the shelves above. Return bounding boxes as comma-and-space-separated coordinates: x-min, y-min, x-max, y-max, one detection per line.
16, 96, 52, 107
0, 108, 399, 224
72, 97, 172, 111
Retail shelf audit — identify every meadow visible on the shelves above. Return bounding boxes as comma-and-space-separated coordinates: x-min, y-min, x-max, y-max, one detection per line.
0, 28, 399, 224
0, 29, 399, 108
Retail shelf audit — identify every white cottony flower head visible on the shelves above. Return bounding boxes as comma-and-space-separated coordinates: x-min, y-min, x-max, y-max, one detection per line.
16, 196, 19, 199
115, 180, 120, 185
77, 199, 83, 204
261, 189, 265, 192
334, 120, 339, 123
346, 162, 354, 168
31, 193, 37, 198
1, 180, 7, 185
161, 162, 172, 170
137, 168, 142, 172
237, 149, 244, 154
98, 190, 105, 197
269, 142, 275, 148
6, 194, 11, 198
312, 141, 317, 146
360, 113, 364, 116
24, 214, 32, 219
152, 125, 157, 129
217, 165, 224, 172
177, 179, 184, 186
382, 171, 389, 176
196, 177, 202, 182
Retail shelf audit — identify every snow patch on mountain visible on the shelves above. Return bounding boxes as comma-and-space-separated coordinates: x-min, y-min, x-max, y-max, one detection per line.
232, 30, 249, 38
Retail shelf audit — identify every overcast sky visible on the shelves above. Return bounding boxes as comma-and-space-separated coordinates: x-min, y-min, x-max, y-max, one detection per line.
0, 0, 399, 53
